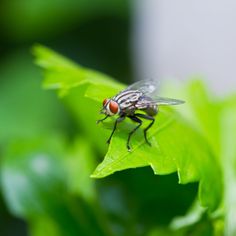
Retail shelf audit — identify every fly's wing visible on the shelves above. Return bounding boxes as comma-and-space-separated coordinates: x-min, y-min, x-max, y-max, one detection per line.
124, 80, 159, 95
154, 96, 185, 105
136, 96, 185, 109
113, 80, 158, 106
121, 80, 184, 107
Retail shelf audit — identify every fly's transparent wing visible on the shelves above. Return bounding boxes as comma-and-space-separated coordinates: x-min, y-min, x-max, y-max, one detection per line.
124, 80, 160, 95
135, 96, 185, 110
121, 80, 185, 106
152, 96, 185, 105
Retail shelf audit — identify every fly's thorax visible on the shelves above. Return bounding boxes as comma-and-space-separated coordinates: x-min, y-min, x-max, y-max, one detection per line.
114, 90, 142, 110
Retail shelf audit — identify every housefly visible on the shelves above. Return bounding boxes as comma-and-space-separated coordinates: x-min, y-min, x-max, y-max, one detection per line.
97, 80, 184, 151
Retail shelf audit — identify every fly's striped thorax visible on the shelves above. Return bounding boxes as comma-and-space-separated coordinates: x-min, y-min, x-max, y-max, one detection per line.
113, 90, 143, 111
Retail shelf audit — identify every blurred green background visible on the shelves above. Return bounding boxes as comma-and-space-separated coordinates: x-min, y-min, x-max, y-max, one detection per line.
2, 2, 132, 235
0, 1, 227, 236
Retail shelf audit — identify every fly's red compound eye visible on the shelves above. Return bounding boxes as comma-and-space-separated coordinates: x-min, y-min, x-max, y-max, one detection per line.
109, 101, 119, 114
103, 98, 108, 106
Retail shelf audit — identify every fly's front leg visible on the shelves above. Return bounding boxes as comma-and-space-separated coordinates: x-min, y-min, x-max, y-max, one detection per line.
135, 113, 155, 146
107, 116, 125, 144
96, 115, 109, 124
127, 116, 142, 151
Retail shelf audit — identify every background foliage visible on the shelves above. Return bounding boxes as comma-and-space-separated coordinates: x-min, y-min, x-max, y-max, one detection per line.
0, 1, 236, 236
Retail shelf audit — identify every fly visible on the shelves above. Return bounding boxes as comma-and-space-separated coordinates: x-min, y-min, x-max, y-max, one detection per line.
97, 80, 185, 151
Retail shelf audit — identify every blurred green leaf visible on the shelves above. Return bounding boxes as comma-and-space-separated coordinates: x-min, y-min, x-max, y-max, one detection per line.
221, 96, 236, 236
33, 45, 223, 212
161, 79, 223, 158
150, 217, 215, 236
184, 80, 222, 159
29, 216, 62, 236
1, 135, 66, 217
164, 81, 236, 235
1, 135, 110, 236
170, 200, 206, 230
66, 138, 96, 202
0, 51, 69, 143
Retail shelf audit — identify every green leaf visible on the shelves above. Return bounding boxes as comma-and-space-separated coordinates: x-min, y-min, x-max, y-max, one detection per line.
184, 80, 223, 158
92, 108, 222, 211
161, 79, 222, 158
221, 96, 236, 236
33, 44, 124, 153
33, 44, 124, 97
33, 45, 223, 212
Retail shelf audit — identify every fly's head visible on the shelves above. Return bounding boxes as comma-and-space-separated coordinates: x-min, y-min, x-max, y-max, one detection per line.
101, 98, 120, 116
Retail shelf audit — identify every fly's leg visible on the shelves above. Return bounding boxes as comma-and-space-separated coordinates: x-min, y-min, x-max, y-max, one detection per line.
135, 113, 155, 146
107, 116, 125, 144
127, 116, 142, 151
96, 115, 109, 124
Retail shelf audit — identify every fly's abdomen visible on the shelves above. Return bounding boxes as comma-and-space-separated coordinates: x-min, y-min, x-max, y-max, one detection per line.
143, 105, 158, 116
135, 95, 158, 116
